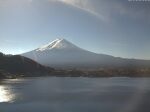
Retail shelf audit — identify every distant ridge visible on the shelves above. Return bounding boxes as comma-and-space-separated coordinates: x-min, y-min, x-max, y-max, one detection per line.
0, 52, 54, 78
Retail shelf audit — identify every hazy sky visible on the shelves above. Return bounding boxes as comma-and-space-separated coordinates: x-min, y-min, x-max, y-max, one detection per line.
0, 0, 150, 59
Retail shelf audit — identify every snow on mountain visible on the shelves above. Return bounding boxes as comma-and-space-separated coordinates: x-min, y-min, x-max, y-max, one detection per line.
36, 38, 83, 51
21, 38, 150, 69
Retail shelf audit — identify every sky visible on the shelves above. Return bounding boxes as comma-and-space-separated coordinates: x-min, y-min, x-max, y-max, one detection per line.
0, 0, 150, 59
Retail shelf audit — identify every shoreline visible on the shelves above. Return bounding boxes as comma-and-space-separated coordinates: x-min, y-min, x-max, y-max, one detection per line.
1, 75, 150, 80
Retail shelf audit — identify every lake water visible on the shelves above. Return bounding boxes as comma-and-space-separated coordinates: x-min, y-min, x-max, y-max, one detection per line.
0, 77, 150, 112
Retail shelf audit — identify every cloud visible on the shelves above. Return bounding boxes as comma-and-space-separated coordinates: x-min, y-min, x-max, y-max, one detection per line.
52, 0, 150, 23
49, 0, 109, 22
1, 0, 149, 23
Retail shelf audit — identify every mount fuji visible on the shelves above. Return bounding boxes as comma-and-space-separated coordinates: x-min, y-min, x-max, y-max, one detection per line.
22, 39, 150, 69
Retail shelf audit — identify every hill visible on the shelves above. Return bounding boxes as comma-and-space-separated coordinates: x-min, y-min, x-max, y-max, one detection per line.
0, 52, 54, 79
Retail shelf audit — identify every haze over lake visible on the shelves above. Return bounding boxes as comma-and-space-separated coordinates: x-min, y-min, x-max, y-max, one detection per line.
0, 77, 150, 112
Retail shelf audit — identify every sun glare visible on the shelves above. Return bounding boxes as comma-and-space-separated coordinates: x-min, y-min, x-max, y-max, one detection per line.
0, 86, 15, 103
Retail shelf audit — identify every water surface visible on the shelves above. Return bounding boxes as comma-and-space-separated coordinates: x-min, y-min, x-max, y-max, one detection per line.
0, 77, 150, 112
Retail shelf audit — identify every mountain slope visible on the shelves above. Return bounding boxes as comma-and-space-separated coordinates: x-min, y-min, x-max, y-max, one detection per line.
22, 39, 150, 69
0, 52, 54, 78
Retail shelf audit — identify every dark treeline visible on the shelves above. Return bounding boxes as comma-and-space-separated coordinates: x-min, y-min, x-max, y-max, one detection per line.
0, 52, 54, 79
1, 52, 150, 79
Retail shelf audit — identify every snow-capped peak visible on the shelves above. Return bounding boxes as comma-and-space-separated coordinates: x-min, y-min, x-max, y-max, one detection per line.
36, 38, 81, 51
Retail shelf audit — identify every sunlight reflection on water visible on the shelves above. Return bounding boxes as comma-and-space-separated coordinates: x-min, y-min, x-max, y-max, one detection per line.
0, 86, 15, 103
0, 77, 150, 112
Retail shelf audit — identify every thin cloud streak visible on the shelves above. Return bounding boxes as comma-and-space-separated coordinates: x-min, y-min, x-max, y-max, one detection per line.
49, 0, 109, 22
1, 0, 150, 23
51, 0, 150, 23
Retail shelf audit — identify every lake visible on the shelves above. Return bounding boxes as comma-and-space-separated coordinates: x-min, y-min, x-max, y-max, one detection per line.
0, 77, 150, 112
